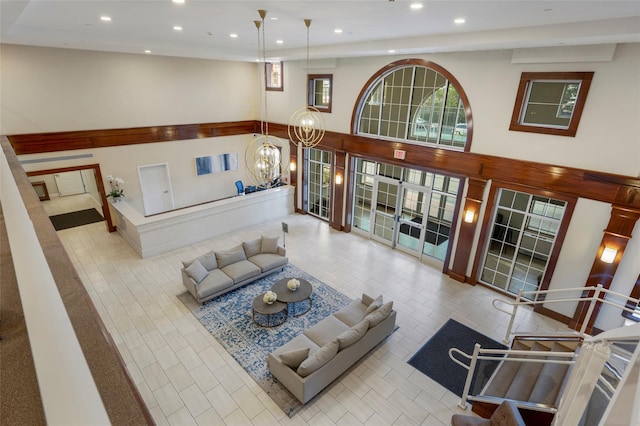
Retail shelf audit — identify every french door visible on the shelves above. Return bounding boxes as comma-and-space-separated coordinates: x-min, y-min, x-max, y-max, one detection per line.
370, 177, 431, 258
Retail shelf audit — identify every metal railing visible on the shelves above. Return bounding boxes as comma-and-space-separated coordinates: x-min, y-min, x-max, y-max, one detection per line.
449, 342, 577, 409
493, 284, 640, 344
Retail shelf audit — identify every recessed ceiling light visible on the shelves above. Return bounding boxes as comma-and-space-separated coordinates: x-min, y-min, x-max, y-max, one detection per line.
276, 40, 284, 44
100, 16, 111, 22
270, 17, 278, 21
173, 25, 183, 31
454, 18, 466, 24
229, 33, 238, 38
334, 29, 343, 34
410, 3, 423, 10
172, 0, 185, 4
388, 49, 396, 53
144, 50, 152, 54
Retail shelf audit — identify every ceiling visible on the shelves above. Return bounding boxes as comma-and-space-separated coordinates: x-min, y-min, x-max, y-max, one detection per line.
1, 1, 639, 62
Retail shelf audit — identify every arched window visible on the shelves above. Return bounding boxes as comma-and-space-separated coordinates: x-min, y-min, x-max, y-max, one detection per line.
353, 59, 472, 151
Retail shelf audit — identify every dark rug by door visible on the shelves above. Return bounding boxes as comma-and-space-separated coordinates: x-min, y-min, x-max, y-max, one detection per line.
408, 319, 507, 397
49, 208, 104, 231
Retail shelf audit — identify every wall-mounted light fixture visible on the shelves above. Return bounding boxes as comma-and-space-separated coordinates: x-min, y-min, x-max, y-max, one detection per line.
463, 209, 475, 223
335, 173, 343, 185
600, 247, 617, 264
290, 161, 296, 172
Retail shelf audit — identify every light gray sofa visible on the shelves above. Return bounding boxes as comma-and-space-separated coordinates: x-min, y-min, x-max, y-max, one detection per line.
267, 293, 396, 403
181, 236, 287, 304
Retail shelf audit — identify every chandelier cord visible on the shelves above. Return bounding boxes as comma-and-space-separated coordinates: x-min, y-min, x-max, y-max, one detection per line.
254, 19, 264, 136
261, 12, 269, 137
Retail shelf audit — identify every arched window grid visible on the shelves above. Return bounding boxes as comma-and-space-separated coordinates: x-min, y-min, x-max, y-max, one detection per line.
355, 63, 470, 151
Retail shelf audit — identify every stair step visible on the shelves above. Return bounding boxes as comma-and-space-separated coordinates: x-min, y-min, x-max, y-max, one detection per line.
483, 341, 529, 398
529, 342, 574, 405
504, 342, 549, 401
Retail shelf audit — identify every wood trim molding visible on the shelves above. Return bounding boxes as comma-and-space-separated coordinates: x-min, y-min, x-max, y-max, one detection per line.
8, 120, 640, 213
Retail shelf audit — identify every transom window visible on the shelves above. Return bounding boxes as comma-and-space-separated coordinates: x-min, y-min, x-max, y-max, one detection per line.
355, 61, 471, 151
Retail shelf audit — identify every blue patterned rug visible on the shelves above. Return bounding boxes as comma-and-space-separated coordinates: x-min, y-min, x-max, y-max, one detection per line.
178, 264, 352, 417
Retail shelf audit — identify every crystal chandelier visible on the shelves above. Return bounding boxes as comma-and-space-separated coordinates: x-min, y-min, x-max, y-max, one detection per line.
245, 10, 288, 188
287, 19, 325, 148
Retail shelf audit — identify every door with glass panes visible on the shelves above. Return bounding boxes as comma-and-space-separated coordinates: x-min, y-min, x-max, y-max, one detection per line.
306, 148, 332, 220
480, 189, 566, 298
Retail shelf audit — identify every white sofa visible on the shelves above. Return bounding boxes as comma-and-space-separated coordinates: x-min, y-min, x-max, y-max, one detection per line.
267, 293, 396, 403
181, 236, 288, 304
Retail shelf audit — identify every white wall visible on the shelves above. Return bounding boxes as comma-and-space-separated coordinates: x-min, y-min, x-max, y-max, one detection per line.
277, 44, 640, 177
1, 44, 258, 133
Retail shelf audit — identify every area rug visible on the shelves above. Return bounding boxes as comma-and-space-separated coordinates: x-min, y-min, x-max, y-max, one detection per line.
178, 264, 352, 417
408, 319, 507, 397
49, 208, 104, 231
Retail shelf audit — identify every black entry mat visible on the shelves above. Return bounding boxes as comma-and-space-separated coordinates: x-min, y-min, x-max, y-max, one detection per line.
49, 208, 104, 231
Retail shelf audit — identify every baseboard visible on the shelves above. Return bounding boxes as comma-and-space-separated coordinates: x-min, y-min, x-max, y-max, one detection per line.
534, 306, 573, 326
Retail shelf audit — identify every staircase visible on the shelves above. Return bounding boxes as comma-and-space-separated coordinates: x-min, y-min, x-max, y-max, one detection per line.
449, 285, 640, 426
467, 336, 581, 425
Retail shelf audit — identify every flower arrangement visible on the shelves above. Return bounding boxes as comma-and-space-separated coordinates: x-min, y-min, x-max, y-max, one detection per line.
106, 175, 124, 200
287, 278, 301, 291
263, 291, 277, 304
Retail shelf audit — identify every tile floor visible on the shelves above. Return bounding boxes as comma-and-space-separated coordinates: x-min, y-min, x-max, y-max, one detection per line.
55, 202, 571, 426
41, 192, 104, 217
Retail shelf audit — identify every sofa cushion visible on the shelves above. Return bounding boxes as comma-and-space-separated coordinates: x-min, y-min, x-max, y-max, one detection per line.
274, 334, 320, 357
220, 260, 260, 283
182, 251, 218, 271
243, 238, 261, 258
333, 299, 368, 327
261, 236, 279, 254
337, 319, 370, 350
365, 301, 394, 328
215, 245, 247, 268
304, 315, 350, 347
365, 294, 383, 314
196, 269, 233, 298
184, 259, 209, 284
279, 348, 310, 369
249, 253, 288, 272
297, 340, 339, 377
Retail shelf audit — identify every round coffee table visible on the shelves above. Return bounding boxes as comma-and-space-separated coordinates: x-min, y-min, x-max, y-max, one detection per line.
252, 294, 287, 327
271, 278, 313, 317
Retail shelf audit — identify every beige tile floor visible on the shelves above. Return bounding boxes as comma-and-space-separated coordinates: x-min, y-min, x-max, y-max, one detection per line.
40, 192, 104, 217
55, 199, 571, 425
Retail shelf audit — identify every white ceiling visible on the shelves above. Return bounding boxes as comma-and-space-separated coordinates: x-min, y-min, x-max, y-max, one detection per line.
1, 1, 640, 62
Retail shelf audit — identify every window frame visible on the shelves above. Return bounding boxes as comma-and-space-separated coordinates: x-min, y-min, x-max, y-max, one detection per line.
509, 71, 594, 137
308, 74, 333, 113
265, 61, 284, 92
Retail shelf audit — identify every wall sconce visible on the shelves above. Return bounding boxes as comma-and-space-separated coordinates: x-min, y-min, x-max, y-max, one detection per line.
463, 209, 475, 223
335, 173, 343, 185
290, 161, 296, 172
600, 247, 617, 264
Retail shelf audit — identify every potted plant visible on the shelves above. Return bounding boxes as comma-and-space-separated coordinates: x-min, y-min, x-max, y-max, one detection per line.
106, 175, 124, 202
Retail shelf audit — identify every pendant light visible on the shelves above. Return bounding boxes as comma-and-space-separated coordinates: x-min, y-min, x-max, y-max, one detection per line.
245, 10, 288, 188
287, 19, 325, 148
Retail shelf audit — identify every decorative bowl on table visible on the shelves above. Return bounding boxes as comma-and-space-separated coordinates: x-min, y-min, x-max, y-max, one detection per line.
263, 291, 277, 304
287, 278, 301, 291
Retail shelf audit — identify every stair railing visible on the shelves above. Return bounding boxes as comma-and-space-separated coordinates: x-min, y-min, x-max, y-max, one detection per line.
492, 284, 640, 344
449, 343, 577, 410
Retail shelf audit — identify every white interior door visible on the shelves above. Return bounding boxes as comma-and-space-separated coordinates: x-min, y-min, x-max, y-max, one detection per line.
138, 163, 175, 216
54, 171, 86, 196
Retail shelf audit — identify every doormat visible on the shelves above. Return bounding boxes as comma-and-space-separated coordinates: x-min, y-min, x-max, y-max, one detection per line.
49, 208, 104, 231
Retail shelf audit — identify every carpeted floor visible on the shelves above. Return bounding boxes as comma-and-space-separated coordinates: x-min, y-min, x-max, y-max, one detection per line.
408, 319, 507, 397
178, 264, 352, 417
49, 208, 104, 231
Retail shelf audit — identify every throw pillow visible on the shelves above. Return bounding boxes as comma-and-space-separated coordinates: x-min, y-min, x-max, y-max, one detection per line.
279, 347, 310, 369
196, 251, 217, 271
337, 319, 369, 350
215, 245, 247, 268
243, 238, 261, 258
184, 259, 209, 284
365, 301, 393, 328
297, 340, 339, 377
261, 236, 279, 254
365, 294, 383, 314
